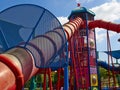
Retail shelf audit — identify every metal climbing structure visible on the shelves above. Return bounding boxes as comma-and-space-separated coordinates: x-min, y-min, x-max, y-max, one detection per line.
0, 3, 120, 90
97, 32, 120, 89
68, 7, 99, 90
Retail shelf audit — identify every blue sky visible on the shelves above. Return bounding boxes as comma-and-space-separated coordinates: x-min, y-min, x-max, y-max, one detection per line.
0, 0, 120, 61
0, 0, 118, 16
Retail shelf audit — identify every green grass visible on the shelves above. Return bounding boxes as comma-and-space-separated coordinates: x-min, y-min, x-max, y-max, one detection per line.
24, 88, 50, 90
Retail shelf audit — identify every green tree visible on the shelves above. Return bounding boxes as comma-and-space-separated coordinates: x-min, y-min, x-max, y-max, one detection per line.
99, 67, 108, 79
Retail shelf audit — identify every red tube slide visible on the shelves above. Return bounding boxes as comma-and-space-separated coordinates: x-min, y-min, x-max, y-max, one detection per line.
88, 20, 120, 33
0, 17, 83, 90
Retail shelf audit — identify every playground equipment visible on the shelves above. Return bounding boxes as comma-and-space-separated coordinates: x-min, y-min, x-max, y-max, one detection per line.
0, 4, 120, 90
0, 4, 81, 90
68, 7, 99, 90
68, 7, 120, 90
97, 49, 120, 89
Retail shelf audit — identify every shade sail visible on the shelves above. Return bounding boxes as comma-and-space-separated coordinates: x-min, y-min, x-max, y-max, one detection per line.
104, 50, 120, 59
97, 60, 120, 71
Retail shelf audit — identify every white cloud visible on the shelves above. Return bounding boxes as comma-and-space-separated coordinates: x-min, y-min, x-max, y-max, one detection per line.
95, 28, 106, 43
95, 28, 116, 43
58, 0, 120, 44
91, 0, 120, 43
57, 16, 69, 25
91, 0, 120, 22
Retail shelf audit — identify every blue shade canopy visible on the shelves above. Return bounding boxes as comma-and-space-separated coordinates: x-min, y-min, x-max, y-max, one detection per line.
104, 50, 120, 59
97, 60, 120, 71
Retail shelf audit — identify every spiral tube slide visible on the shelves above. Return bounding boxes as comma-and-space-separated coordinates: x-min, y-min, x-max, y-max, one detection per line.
0, 17, 83, 90
88, 20, 120, 33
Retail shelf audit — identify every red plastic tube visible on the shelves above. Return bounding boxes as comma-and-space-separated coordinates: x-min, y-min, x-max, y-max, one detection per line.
0, 17, 83, 90
0, 55, 24, 90
88, 20, 120, 33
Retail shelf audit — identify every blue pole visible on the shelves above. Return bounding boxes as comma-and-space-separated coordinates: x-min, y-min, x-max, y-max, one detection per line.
64, 42, 69, 90
85, 13, 91, 90
64, 66, 69, 90
24, 9, 45, 47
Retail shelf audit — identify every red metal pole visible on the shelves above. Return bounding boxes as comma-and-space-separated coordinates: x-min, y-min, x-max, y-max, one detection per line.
69, 37, 79, 89
48, 68, 53, 90
69, 65, 74, 90
57, 69, 61, 90
107, 31, 111, 88
107, 31, 117, 89
43, 69, 47, 90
